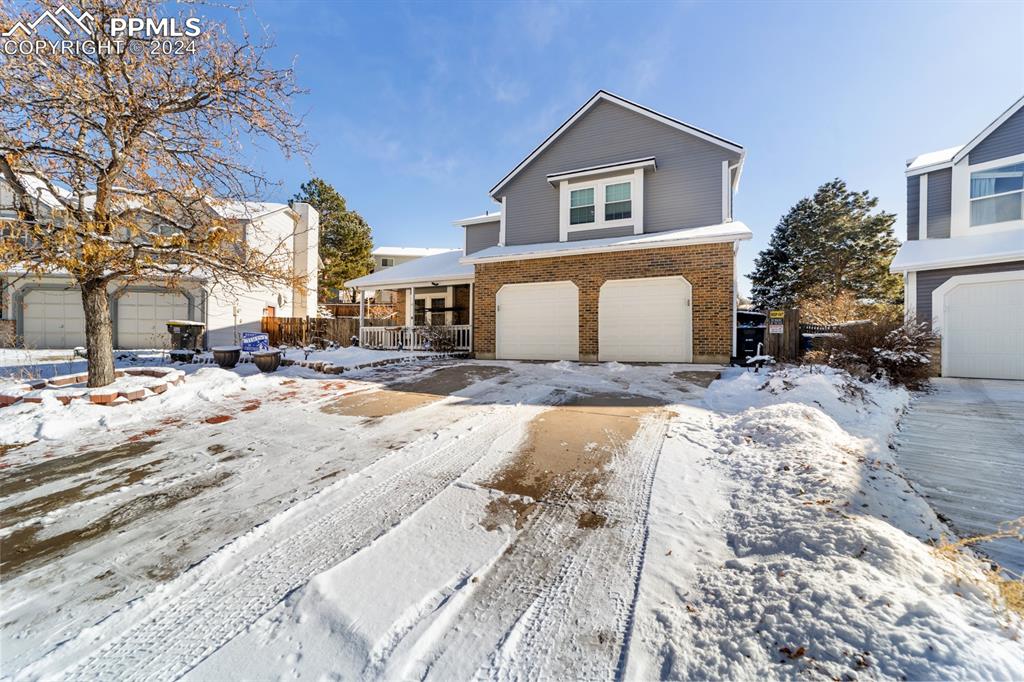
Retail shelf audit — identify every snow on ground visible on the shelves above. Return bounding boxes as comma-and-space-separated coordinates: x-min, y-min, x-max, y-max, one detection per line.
627, 366, 1022, 679
279, 345, 425, 367
0, 348, 435, 446
2, 361, 1021, 680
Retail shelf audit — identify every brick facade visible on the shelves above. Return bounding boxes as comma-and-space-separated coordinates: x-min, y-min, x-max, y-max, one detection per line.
472, 242, 735, 363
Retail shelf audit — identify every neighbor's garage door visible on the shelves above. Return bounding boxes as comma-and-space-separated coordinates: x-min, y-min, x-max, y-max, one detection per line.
941, 276, 1024, 380
496, 281, 578, 361
117, 290, 189, 349
22, 288, 87, 348
599, 276, 692, 362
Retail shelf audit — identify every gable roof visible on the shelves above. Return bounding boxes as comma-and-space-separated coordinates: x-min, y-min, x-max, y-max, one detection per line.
952, 94, 1024, 164
906, 95, 1024, 176
488, 90, 744, 199
347, 249, 472, 289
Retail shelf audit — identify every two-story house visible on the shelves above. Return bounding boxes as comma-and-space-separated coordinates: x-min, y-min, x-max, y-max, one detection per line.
0, 176, 320, 350
890, 95, 1024, 381
348, 91, 750, 363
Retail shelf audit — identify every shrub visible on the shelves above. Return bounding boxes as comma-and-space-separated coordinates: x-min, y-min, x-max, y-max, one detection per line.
421, 325, 458, 353
807, 310, 937, 389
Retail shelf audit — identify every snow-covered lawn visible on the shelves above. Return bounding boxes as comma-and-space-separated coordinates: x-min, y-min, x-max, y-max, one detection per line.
1, 361, 1020, 680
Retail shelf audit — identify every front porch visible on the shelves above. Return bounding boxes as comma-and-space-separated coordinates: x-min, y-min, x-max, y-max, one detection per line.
355, 281, 474, 352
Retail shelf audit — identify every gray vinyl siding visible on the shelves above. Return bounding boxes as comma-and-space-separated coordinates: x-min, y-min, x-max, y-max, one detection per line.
915, 260, 1024, 325
464, 221, 500, 254
969, 108, 1024, 165
567, 225, 635, 241
906, 175, 920, 240
926, 168, 952, 239
499, 100, 741, 246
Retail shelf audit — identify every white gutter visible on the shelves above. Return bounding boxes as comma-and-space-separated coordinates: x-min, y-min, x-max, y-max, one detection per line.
889, 251, 1024, 273
461, 231, 751, 265
346, 274, 474, 290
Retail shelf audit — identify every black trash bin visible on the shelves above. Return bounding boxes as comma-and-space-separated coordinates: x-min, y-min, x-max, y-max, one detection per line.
166, 321, 206, 362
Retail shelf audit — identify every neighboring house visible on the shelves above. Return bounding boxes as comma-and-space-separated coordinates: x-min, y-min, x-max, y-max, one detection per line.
369, 247, 456, 303
890, 95, 1024, 381
348, 90, 751, 363
0, 178, 319, 349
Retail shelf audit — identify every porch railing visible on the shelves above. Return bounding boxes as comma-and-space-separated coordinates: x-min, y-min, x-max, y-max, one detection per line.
360, 325, 471, 352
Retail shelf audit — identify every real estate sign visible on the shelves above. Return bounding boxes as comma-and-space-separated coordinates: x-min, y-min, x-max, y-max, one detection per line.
241, 332, 270, 351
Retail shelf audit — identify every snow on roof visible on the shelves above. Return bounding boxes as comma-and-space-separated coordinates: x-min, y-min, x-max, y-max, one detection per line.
905, 146, 964, 174
371, 247, 457, 258
207, 200, 291, 220
347, 249, 472, 288
452, 213, 502, 227
462, 221, 752, 264
889, 230, 1024, 272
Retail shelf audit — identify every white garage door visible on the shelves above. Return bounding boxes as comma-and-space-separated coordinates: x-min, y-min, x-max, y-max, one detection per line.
939, 275, 1024, 380
117, 290, 189, 349
496, 281, 578, 361
22, 288, 87, 348
599, 276, 692, 362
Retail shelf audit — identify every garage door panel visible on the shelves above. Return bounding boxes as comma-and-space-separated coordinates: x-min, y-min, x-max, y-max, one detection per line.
599, 276, 692, 363
941, 277, 1024, 380
496, 282, 578, 361
22, 288, 87, 348
117, 290, 189, 349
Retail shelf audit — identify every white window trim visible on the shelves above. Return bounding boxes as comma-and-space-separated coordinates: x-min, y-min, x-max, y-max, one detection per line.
904, 271, 916, 323
951, 151, 1024, 237
499, 196, 507, 246
559, 169, 644, 241
931, 270, 1024, 377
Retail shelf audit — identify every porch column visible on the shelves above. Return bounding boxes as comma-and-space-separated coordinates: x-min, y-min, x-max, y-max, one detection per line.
445, 285, 453, 326
408, 285, 416, 351
468, 282, 474, 353
358, 289, 365, 343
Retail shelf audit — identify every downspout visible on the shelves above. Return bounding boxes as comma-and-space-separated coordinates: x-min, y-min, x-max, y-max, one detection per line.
732, 240, 739, 362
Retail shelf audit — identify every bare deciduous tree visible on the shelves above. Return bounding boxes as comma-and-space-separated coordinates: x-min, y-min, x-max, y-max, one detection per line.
0, 0, 308, 386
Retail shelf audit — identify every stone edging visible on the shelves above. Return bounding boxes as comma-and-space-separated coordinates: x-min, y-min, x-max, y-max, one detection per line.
0, 367, 186, 408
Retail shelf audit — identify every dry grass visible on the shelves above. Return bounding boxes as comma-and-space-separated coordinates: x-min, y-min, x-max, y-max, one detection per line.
934, 517, 1024, 619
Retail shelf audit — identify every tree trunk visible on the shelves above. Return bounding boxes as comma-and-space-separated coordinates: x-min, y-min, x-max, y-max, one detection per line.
81, 280, 116, 387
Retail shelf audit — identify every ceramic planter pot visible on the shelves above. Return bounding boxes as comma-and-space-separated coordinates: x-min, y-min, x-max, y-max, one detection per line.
253, 350, 282, 373
212, 346, 241, 369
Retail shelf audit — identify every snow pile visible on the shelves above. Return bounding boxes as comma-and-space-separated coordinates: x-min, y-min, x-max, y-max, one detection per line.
631, 366, 1023, 679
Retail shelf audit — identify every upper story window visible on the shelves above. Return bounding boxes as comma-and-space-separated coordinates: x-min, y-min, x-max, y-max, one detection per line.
970, 162, 1023, 226
380, 257, 395, 267
569, 187, 595, 225
550, 158, 653, 242
562, 172, 641, 237
604, 182, 631, 220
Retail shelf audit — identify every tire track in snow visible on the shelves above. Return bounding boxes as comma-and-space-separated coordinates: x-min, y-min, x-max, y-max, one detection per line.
52, 399, 547, 682
416, 414, 668, 681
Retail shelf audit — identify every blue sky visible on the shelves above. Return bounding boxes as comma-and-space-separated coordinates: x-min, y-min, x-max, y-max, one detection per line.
244, 0, 1023, 295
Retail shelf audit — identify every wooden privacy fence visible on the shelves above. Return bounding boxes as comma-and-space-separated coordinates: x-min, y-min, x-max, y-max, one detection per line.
262, 316, 384, 347
323, 302, 397, 319
763, 307, 801, 362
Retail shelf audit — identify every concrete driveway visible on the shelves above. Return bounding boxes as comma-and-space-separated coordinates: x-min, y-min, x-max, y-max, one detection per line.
893, 378, 1024, 574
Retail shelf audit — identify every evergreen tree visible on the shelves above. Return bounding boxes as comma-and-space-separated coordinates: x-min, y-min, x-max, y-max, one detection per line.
749, 179, 902, 310
294, 178, 374, 302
